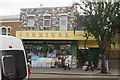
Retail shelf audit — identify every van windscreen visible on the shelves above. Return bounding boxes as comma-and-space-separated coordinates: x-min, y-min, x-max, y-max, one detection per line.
1, 50, 27, 79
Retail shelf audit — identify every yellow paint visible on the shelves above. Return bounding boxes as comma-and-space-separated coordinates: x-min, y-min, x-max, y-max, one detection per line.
78, 40, 99, 48
16, 31, 96, 40
111, 44, 120, 50
16, 31, 120, 49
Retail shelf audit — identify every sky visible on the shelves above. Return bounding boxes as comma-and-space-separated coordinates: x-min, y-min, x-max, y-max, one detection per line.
0, 0, 80, 16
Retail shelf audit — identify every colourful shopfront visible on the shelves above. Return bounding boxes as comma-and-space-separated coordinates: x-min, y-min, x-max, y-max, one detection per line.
16, 31, 99, 68
16, 30, 98, 57
16, 6, 100, 68
23, 40, 77, 57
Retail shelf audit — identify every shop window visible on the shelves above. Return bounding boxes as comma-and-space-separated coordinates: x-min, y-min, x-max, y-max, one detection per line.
24, 44, 71, 58
60, 45, 71, 55
25, 45, 45, 57
46, 44, 71, 58
47, 45, 55, 58
43, 14, 51, 30
28, 15, 35, 30
59, 14, 68, 31
33, 45, 44, 57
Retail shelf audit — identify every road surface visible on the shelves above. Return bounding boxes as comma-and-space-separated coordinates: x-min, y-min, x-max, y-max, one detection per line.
29, 73, 120, 80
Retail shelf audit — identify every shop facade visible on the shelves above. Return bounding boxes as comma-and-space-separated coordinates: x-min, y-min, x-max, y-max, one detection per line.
16, 30, 97, 57
16, 31, 98, 68
16, 6, 98, 68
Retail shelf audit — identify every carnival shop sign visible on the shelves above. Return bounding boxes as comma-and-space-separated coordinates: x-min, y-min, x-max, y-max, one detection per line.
16, 31, 95, 40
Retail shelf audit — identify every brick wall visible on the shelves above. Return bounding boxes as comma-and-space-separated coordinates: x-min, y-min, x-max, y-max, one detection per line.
2, 22, 19, 36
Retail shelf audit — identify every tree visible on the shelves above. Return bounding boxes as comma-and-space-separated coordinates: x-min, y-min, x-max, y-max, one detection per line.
75, 1, 119, 73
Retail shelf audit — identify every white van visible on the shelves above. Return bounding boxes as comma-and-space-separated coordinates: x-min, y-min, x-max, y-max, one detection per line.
0, 35, 29, 80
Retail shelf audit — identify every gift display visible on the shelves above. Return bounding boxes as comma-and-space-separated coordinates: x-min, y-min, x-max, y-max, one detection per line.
31, 57, 56, 68
31, 55, 77, 68
25, 42, 77, 68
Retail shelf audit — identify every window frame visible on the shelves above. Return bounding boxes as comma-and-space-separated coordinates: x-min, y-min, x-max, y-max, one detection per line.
1, 26, 7, 35
7, 26, 12, 35
27, 15, 35, 30
59, 13, 68, 31
43, 14, 51, 30
0, 26, 12, 35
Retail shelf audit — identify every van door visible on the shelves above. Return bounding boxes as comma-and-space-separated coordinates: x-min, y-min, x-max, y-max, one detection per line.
1, 50, 27, 79
1, 55, 16, 79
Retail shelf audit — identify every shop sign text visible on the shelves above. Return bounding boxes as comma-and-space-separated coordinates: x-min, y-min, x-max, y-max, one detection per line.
19, 32, 70, 38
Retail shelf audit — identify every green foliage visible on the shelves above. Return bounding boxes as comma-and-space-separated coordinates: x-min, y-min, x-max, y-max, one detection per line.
74, 1, 119, 73
76, 1, 119, 51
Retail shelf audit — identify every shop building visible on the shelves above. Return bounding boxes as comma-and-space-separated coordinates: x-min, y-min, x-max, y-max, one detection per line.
16, 6, 100, 68
16, 6, 98, 57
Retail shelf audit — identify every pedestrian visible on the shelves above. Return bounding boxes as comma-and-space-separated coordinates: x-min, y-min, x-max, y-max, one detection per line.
64, 55, 71, 70
97, 56, 102, 70
80, 50, 87, 66
85, 60, 94, 71
27, 51, 32, 65
85, 51, 94, 71
61, 56, 65, 68
57, 57, 62, 68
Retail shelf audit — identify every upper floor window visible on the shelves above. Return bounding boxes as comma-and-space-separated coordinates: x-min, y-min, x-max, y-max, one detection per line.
59, 13, 68, 31
0, 26, 12, 35
28, 15, 35, 30
43, 14, 51, 30
7, 27, 12, 35
2, 27, 6, 35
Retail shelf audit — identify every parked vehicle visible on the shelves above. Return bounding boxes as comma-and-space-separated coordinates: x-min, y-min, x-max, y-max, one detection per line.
0, 35, 29, 80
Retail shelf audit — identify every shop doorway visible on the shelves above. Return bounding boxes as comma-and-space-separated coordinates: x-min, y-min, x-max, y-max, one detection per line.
77, 48, 99, 67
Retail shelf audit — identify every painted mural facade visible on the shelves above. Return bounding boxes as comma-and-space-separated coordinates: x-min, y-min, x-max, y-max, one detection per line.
20, 7, 78, 31
18, 7, 102, 63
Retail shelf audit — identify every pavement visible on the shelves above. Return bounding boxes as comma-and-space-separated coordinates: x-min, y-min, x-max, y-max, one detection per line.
30, 59, 119, 76
30, 67, 119, 76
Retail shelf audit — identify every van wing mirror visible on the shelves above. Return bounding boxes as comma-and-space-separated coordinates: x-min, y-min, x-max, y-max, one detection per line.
2, 55, 16, 76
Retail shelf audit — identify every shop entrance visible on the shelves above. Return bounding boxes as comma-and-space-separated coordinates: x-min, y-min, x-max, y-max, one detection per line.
77, 48, 99, 67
